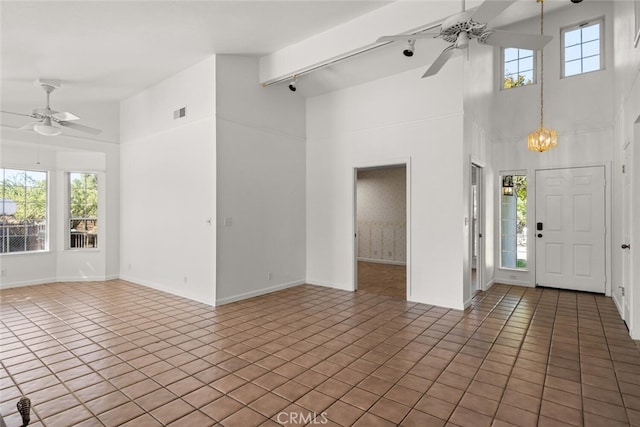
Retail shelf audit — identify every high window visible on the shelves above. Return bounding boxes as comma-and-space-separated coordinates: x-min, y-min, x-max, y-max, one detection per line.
1, 168, 47, 254
69, 172, 98, 249
500, 173, 527, 269
503, 48, 535, 89
562, 19, 603, 78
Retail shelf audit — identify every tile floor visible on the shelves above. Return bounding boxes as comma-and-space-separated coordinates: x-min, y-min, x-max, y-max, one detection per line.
357, 261, 406, 300
1, 280, 640, 426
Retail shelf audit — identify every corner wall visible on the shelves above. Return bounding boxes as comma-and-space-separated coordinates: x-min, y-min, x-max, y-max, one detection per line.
119, 57, 217, 305
215, 55, 307, 304
306, 62, 466, 309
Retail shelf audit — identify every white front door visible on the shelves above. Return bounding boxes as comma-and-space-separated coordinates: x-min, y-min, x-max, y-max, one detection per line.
621, 144, 632, 323
535, 167, 606, 293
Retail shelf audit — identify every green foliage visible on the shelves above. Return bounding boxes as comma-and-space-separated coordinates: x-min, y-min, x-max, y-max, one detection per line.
504, 74, 532, 89
1, 171, 46, 221
517, 259, 528, 268
70, 173, 98, 218
514, 175, 527, 234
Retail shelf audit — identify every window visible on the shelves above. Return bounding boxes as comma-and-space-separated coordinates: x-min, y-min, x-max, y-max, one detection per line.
503, 48, 535, 89
500, 173, 527, 269
69, 173, 98, 249
562, 19, 603, 77
1, 168, 47, 254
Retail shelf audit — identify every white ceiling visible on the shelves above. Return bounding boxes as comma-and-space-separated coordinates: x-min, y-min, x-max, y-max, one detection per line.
0, 0, 390, 111
1, 0, 573, 135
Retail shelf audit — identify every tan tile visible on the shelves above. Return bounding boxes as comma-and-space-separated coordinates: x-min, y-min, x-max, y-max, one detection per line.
341, 387, 379, 411
369, 397, 411, 424
98, 401, 145, 427
540, 400, 582, 426
249, 392, 291, 417
136, 388, 178, 412
449, 405, 493, 427
326, 400, 364, 426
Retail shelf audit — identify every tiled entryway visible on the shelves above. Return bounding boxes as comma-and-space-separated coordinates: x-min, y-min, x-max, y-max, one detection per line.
1, 280, 640, 426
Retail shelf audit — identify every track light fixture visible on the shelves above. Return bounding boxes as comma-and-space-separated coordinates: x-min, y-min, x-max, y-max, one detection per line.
288, 75, 297, 92
402, 40, 415, 57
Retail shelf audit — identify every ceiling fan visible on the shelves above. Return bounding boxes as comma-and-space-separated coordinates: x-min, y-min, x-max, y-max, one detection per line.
377, 0, 553, 78
1, 79, 102, 136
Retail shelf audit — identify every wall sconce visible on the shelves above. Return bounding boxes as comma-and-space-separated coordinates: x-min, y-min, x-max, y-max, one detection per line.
502, 175, 514, 196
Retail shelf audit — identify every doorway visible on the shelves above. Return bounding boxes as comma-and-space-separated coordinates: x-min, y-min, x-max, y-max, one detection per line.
535, 166, 606, 293
470, 164, 483, 295
354, 165, 407, 299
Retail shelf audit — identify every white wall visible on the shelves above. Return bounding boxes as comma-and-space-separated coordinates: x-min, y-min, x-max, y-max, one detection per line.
306, 61, 466, 309
612, 0, 640, 338
0, 129, 120, 288
356, 167, 406, 264
119, 57, 217, 305
488, 2, 615, 291
215, 55, 307, 304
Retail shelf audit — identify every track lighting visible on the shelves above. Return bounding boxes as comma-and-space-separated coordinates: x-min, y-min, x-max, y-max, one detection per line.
288, 76, 297, 92
402, 40, 415, 57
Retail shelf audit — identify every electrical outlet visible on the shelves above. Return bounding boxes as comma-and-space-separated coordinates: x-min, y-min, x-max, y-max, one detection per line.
0, 269, 6, 277
184, 276, 188, 284
267, 273, 272, 280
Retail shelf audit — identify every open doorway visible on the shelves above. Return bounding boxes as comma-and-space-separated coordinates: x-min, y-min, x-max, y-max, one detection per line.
355, 165, 407, 299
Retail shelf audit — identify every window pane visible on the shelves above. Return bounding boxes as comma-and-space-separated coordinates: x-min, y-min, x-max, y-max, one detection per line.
564, 28, 581, 47
582, 55, 601, 73
582, 39, 600, 57
522, 70, 534, 84
519, 57, 533, 72
565, 59, 582, 76
500, 174, 527, 269
565, 44, 582, 62
504, 48, 518, 62
1, 168, 47, 254
69, 172, 98, 249
582, 23, 600, 42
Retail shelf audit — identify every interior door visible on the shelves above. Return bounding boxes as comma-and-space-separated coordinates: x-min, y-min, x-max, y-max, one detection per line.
471, 164, 483, 294
621, 144, 632, 322
535, 167, 606, 293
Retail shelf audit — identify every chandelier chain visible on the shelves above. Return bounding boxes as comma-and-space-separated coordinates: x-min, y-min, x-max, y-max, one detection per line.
540, 0, 544, 129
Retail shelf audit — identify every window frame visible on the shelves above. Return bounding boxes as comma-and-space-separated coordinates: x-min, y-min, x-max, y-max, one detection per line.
67, 172, 99, 251
0, 167, 49, 255
561, 17, 605, 78
501, 47, 537, 90
499, 171, 528, 271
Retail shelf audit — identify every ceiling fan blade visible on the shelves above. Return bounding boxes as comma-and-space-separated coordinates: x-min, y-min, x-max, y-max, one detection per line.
58, 121, 102, 135
481, 30, 552, 50
19, 122, 38, 131
52, 112, 79, 121
1, 110, 35, 118
422, 46, 459, 78
376, 31, 441, 43
470, 0, 517, 24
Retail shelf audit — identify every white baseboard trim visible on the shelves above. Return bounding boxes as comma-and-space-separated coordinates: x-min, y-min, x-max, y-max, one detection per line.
464, 297, 473, 309
118, 274, 215, 306
357, 257, 406, 266
56, 275, 111, 282
493, 279, 535, 287
0, 277, 57, 289
612, 292, 624, 319
216, 280, 305, 305
306, 279, 351, 291
483, 279, 496, 291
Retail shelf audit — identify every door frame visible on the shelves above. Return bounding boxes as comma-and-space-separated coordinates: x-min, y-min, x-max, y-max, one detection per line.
470, 163, 484, 294
620, 140, 632, 325
352, 157, 411, 299
533, 164, 611, 296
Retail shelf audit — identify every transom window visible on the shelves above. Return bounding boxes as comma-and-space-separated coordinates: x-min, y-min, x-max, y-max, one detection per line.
503, 48, 535, 89
1, 168, 47, 254
69, 172, 98, 249
562, 19, 603, 78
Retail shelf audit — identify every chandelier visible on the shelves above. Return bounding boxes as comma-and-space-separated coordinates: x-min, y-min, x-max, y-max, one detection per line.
528, 0, 557, 152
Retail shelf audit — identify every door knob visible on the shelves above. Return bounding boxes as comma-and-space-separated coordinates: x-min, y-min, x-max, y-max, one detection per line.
622, 244, 631, 249
537, 233, 543, 238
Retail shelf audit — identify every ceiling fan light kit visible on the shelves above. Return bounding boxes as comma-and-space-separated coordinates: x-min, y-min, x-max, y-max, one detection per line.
527, 0, 558, 152
1, 80, 102, 137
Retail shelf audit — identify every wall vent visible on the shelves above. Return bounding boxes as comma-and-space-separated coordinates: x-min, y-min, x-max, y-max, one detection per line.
173, 107, 186, 120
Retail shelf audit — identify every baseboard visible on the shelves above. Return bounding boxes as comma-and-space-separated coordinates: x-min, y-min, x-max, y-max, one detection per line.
357, 257, 406, 266
216, 280, 305, 305
0, 277, 57, 289
493, 279, 535, 287
612, 292, 624, 319
464, 297, 473, 309
306, 279, 351, 291
118, 274, 215, 306
483, 279, 496, 291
